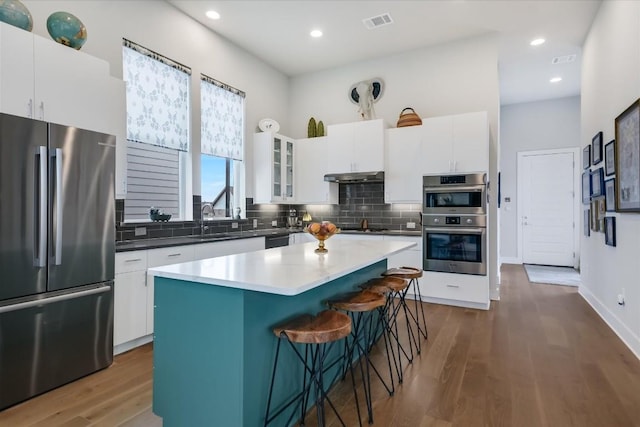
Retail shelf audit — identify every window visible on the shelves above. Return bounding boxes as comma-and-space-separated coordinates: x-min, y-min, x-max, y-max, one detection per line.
200, 74, 245, 219
122, 39, 191, 220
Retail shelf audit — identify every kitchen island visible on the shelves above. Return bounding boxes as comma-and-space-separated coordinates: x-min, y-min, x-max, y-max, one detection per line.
149, 239, 415, 427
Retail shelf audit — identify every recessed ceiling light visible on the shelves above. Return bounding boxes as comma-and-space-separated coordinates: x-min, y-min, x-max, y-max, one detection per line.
530, 38, 545, 46
550, 77, 562, 83
206, 10, 220, 20
310, 29, 323, 38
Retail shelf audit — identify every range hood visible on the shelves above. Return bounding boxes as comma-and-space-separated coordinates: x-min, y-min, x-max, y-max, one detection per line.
323, 171, 384, 183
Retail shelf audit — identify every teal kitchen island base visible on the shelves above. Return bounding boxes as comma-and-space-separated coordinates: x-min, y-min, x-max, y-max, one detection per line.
149, 240, 416, 426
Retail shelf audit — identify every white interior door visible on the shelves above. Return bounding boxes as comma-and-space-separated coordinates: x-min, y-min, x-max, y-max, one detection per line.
518, 150, 577, 267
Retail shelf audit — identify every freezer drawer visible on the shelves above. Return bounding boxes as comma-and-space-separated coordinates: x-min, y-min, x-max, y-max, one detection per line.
0, 283, 113, 410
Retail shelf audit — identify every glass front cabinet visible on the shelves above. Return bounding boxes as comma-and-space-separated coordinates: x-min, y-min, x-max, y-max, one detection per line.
253, 132, 295, 203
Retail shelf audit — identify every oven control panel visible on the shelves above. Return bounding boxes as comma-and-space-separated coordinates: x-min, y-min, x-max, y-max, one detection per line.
422, 214, 486, 227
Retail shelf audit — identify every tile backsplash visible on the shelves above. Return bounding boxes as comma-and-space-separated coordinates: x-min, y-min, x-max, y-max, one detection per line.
115, 183, 420, 241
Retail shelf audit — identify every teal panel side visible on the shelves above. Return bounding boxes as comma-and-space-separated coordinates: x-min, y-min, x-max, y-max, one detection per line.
242, 260, 387, 427
153, 277, 245, 427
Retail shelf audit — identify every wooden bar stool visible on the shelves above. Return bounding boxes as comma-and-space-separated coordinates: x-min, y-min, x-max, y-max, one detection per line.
360, 276, 414, 384
327, 290, 395, 424
264, 310, 358, 427
383, 267, 428, 350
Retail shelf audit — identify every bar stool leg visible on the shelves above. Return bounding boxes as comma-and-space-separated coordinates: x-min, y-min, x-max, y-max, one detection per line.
411, 277, 429, 340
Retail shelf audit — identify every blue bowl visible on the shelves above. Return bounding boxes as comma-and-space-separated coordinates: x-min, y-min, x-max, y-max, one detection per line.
46, 11, 87, 50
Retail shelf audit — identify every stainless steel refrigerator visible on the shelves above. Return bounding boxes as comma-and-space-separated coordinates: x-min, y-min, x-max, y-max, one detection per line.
0, 113, 115, 410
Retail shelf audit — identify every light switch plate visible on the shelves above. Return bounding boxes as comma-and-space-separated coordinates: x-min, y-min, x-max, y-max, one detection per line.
271, 220, 278, 227
406, 222, 416, 229
134, 227, 146, 236
253, 219, 258, 228
231, 222, 238, 229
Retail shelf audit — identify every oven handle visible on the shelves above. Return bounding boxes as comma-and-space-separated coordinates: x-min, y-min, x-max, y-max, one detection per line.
423, 227, 486, 235
423, 185, 485, 193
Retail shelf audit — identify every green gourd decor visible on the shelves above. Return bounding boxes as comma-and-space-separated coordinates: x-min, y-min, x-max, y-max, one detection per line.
307, 117, 317, 138
316, 120, 325, 137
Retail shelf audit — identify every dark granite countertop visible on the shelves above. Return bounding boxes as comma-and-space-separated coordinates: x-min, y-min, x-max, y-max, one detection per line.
115, 227, 421, 252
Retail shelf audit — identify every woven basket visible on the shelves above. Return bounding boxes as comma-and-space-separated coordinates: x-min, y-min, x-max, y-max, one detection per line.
396, 107, 422, 127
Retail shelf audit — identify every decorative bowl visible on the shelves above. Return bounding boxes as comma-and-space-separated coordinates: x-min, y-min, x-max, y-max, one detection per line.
0, 0, 33, 31
46, 11, 87, 50
304, 221, 340, 253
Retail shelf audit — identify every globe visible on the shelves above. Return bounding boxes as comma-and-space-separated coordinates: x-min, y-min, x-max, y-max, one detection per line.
46, 11, 87, 50
0, 0, 33, 31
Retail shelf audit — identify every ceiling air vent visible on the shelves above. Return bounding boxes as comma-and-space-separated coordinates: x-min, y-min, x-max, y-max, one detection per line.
551, 54, 577, 65
363, 13, 393, 30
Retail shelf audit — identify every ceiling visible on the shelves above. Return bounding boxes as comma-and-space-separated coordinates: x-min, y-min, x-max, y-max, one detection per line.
168, 0, 601, 105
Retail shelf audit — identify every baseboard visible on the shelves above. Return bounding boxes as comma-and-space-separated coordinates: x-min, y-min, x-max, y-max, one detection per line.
114, 334, 153, 356
500, 256, 521, 265
407, 293, 490, 310
579, 285, 640, 361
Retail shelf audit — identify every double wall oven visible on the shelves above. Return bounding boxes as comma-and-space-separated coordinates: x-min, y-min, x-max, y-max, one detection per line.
422, 173, 487, 275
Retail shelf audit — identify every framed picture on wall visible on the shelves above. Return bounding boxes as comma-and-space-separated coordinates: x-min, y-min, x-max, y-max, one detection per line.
583, 145, 591, 170
605, 178, 616, 212
605, 139, 616, 176
592, 131, 603, 164
582, 171, 591, 204
584, 209, 590, 237
591, 167, 604, 198
605, 217, 616, 247
614, 98, 640, 212
590, 199, 600, 232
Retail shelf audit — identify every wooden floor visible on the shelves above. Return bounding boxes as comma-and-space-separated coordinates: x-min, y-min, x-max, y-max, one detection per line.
2, 264, 640, 426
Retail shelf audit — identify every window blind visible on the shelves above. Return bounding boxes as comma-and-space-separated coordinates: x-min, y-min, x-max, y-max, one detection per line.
201, 74, 245, 161
122, 39, 191, 151
125, 141, 180, 220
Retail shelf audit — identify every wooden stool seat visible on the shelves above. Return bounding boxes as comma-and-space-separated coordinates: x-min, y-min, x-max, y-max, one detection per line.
327, 290, 386, 312
383, 266, 423, 280
361, 276, 408, 294
272, 310, 351, 344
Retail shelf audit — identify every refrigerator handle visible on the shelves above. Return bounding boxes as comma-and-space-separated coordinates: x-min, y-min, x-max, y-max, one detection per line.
34, 146, 47, 268
52, 148, 63, 266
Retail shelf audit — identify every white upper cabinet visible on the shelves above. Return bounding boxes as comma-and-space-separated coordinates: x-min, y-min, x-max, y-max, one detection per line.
253, 132, 295, 203
295, 137, 338, 204
451, 111, 489, 173
0, 22, 124, 137
385, 125, 424, 203
421, 111, 489, 174
326, 119, 385, 173
385, 111, 489, 203
0, 23, 34, 119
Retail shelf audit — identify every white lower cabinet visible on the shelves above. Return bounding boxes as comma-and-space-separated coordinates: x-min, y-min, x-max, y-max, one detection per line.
114, 252, 149, 350
114, 237, 267, 353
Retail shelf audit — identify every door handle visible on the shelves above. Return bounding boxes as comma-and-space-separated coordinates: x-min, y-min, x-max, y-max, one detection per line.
34, 146, 47, 268
51, 148, 63, 265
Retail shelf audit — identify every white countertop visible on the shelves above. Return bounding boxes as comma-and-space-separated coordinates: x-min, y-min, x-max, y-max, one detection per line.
148, 240, 416, 296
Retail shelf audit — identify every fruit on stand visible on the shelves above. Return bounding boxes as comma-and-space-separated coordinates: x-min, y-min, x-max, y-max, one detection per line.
304, 221, 340, 253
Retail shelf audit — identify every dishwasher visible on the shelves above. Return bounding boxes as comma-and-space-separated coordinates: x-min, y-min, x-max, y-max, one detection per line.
265, 233, 289, 249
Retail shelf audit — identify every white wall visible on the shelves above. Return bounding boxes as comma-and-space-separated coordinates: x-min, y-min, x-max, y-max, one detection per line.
580, 0, 640, 358
500, 96, 581, 262
23, 0, 290, 198
288, 34, 502, 298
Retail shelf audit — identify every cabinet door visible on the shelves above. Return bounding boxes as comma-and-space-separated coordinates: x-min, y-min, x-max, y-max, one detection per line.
296, 137, 338, 204
272, 135, 283, 199
33, 36, 109, 128
0, 22, 34, 118
385, 127, 423, 203
283, 137, 295, 200
326, 122, 355, 173
420, 115, 453, 174
353, 119, 384, 172
452, 111, 489, 173
114, 271, 148, 346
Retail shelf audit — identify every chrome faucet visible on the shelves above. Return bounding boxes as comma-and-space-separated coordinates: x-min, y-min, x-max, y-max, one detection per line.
200, 203, 213, 235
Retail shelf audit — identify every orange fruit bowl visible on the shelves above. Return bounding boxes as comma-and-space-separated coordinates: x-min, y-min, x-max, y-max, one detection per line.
304, 221, 340, 252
